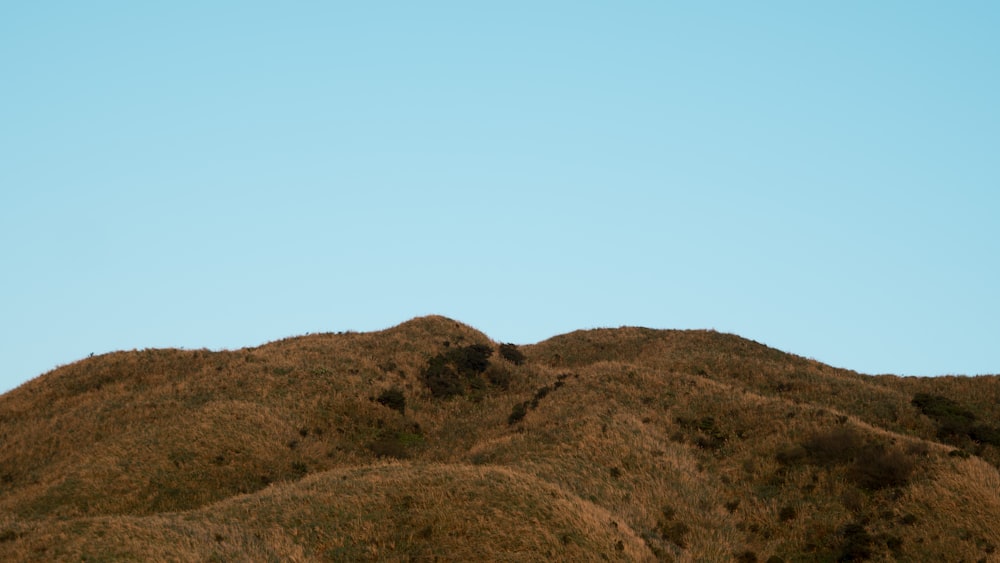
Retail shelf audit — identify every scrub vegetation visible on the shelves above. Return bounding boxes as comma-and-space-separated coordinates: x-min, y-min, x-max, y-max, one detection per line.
0, 315, 998, 561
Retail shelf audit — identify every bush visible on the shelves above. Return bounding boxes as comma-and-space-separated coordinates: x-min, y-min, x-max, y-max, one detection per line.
886, 535, 904, 555
485, 364, 512, 390
778, 505, 797, 522
676, 415, 727, 450
850, 447, 915, 490
533, 385, 552, 401
912, 393, 976, 439
448, 344, 493, 376
376, 388, 406, 414
776, 444, 807, 466
969, 424, 1000, 447
498, 343, 526, 365
368, 430, 423, 459
802, 427, 863, 466
508, 401, 529, 425
369, 437, 409, 459
912, 393, 975, 424
423, 357, 464, 398
421, 344, 495, 398
660, 521, 690, 548
905, 441, 930, 457
836, 522, 873, 561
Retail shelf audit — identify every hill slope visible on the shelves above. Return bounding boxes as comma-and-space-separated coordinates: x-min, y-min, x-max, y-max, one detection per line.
1, 316, 998, 561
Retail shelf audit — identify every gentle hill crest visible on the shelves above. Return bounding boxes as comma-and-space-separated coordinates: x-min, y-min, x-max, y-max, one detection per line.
1, 316, 998, 561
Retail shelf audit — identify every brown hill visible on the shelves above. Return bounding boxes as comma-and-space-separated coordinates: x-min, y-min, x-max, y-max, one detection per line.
1, 316, 998, 561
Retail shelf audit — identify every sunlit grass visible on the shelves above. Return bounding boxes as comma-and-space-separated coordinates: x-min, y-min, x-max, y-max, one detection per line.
0, 316, 997, 561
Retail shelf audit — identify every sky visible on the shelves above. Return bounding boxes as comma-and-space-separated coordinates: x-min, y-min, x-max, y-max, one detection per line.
2, 2, 998, 392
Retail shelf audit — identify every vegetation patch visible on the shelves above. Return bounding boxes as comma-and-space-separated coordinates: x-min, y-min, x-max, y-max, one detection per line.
802, 427, 864, 466
912, 393, 1000, 449
836, 522, 873, 561
785, 427, 917, 490
849, 446, 916, 491
508, 402, 529, 425
421, 344, 494, 398
368, 429, 424, 459
375, 388, 406, 414
498, 343, 526, 365
676, 415, 727, 450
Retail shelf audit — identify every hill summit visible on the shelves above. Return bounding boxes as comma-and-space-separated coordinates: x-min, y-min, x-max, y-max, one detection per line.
1, 316, 998, 561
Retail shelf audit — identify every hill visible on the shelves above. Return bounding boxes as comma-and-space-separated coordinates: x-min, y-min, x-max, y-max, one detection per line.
1, 316, 998, 561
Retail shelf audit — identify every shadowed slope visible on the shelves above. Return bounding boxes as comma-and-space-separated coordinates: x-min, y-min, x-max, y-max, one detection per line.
0, 463, 653, 562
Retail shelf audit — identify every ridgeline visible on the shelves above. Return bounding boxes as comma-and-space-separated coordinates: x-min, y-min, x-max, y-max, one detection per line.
1, 316, 998, 561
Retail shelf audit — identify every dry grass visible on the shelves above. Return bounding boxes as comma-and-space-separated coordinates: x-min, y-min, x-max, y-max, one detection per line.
0, 315, 998, 561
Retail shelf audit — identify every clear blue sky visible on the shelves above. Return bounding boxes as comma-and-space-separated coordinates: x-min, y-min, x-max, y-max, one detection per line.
2, 2, 998, 392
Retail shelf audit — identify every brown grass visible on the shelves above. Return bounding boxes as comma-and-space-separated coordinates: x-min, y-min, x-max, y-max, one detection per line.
0, 315, 998, 561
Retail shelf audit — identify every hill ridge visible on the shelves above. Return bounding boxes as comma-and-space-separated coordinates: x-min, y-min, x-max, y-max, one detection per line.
1, 316, 999, 561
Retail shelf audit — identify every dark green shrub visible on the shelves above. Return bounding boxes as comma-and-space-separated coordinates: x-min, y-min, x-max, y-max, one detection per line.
912, 393, 975, 422
423, 357, 464, 398
660, 521, 690, 548
485, 364, 512, 390
448, 344, 493, 375
836, 522, 873, 561
369, 437, 409, 459
905, 441, 931, 457
981, 539, 997, 554
803, 427, 864, 465
850, 447, 915, 490
969, 424, 1000, 447
676, 415, 727, 450
778, 505, 796, 522
376, 388, 406, 414
912, 393, 977, 440
498, 343, 526, 365
508, 402, 529, 425
695, 417, 726, 450
368, 430, 422, 459
776, 444, 807, 466
534, 385, 551, 401
840, 489, 864, 512
422, 344, 495, 398
468, 372, 487, 390
886, 535, 903, 555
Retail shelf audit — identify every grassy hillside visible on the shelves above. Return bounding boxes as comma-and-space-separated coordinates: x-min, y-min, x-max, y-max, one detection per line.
1, 316, 998, 561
